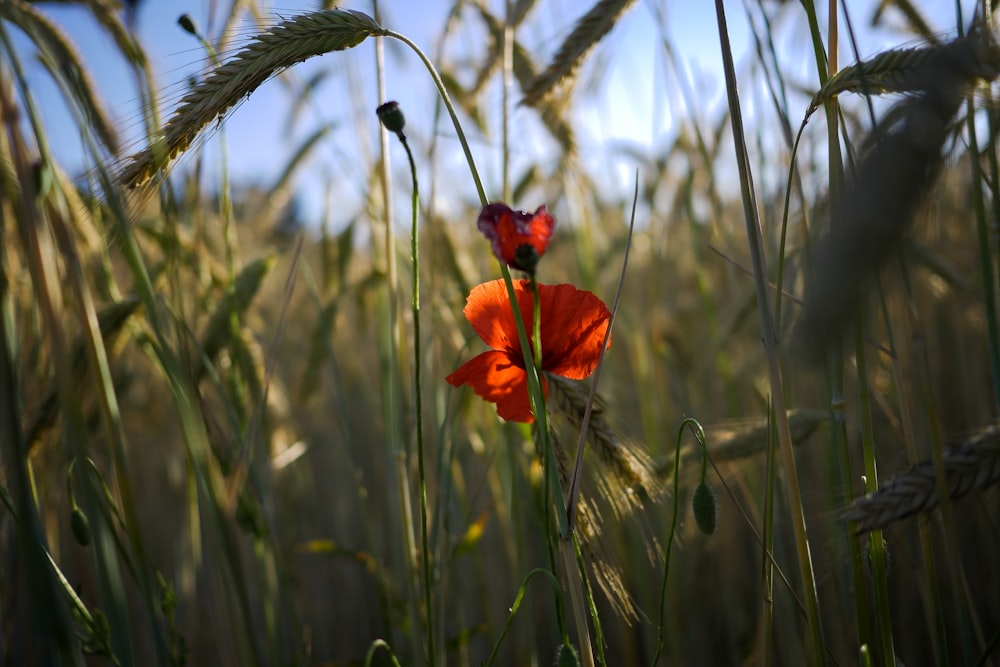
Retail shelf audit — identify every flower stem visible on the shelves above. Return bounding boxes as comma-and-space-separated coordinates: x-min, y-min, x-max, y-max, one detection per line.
399, 130, 435, 667
384, 25, 586, 662
530, 278, 543, 371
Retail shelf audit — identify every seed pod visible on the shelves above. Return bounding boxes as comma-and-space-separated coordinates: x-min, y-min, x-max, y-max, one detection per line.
376, 100, 406, 135
553, 642, 580, 667
692, 482, 718, 536
70, 507, 92, 546
177, 14, 198, 36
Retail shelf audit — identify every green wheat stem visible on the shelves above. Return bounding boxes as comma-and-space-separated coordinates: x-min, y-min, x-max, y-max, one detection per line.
530, 279, 543, 372
0, 24, 182, 665
875, 276, 948, 665
573, 536, 607, 666
711, 1, 826, 661
968, 99, 1000, 413
854, 318, 895, 666
828, 346, 871, 653
758, 401, 776, 665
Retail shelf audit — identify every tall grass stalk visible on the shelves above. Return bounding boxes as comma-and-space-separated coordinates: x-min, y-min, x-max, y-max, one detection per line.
373, 16, 422, 663
854, 316, 895, 665
1, 23, 186, 664
0, 45, 81, 667
380, 107, 436, 665
710, 1, 825, 662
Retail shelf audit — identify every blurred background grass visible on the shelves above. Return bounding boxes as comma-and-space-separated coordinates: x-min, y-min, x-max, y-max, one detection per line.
2, 0, 999, 665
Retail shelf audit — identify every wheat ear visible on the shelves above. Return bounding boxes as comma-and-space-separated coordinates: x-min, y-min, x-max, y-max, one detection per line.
0, 0, 120, 155
544, 425, 640, 623
118, 9, 380, 188
547, 374, 662, 502
521, 0, 637, 106
473, 5, 577, 154
809, 33, 1000, 116
843, 425, 1000, 533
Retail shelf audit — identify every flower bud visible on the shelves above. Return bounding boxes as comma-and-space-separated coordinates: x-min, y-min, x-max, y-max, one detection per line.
553, 643, 580, 667
692, 482, 718, 536
70, 507, 93, 546
477, 203, 555, 274
376, 100, 406, 135
177, 14, 198, 36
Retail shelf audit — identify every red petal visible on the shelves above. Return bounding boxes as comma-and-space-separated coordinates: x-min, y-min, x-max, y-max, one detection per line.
525, 206, 555, 255
463, 279, 531, 358
537, 283, 611, 379
478, 203, 556, 271
445, 350, 541, 423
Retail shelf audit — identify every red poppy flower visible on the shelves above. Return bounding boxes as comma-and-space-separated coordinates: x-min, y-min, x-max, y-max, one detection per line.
478, 203, 556, 273
446, 279, 611, 423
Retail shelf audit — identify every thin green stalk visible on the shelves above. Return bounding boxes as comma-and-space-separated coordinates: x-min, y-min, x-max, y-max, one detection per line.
654, 418, 706, 666
757, 400, 776, 665
854, 318, 895, 666
828, 347, 871, 655
573, 537, 606, 667
484, 568, 562, 667
966, 88, 1000, 413
393, 123, 435, 666
1, 24, 178, 665
380, 29, 487, 205
876, 280, 948, 666
365, 639, 403, 667
374, 20, 420, 664
711, 2, 825, 662
0, 79, 81, 667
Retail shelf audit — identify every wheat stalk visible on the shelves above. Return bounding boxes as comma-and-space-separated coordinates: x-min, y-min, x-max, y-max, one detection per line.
843, 425, 1000, 533
797, 31, 1000, 357
521, 0, 637, 107
117, 9, 380, 188
545, 424, 641, 623
473, 4, 577, 154
0, 0, 120, 155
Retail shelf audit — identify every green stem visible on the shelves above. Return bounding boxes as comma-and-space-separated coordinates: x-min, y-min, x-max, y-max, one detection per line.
854, 319, 895, 666
383, 26, 574, 660
381, 30, 487, 206
711, 1, 825, 661
398, 132, 435, 666
653, 418, 707, 666
530, 279, 543, 371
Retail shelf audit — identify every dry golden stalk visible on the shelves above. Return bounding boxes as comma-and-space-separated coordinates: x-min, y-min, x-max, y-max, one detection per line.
473, 4, 577, 154
843, 425, 1000, 533
544, 424, 641, 623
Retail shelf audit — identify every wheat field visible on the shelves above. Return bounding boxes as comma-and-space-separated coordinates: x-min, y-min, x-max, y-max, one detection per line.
1, 1, 999, 665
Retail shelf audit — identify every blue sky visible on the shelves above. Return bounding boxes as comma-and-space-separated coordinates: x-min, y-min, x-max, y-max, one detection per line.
12, 1, 980, 229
